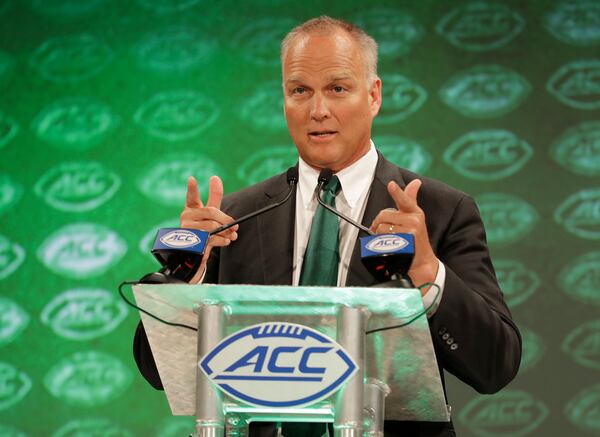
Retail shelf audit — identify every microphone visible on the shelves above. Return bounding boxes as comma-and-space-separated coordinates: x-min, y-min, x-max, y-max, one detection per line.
140, 167, 299, 283
316, 168, 415, 288
210, 166, 298, 235
316, 168, 373, 235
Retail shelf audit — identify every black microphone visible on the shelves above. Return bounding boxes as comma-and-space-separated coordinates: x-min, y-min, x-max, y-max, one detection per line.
140, 166, 299, 283
210, 166, 298, 236
316, 168, 374, 235
316, 168, 415, 288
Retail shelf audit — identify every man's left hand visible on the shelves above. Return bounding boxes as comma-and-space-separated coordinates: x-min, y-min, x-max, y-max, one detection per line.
370, 180, 439, 294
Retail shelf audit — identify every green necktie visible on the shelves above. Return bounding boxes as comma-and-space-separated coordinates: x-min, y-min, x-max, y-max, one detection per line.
299, 175, 341, 286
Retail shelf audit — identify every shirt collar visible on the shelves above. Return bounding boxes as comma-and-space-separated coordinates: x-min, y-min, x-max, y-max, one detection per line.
298, 141, 378, 208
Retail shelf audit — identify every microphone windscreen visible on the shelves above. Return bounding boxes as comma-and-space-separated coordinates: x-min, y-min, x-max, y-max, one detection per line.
286, 166, 299, 184
318, 168, 333, 185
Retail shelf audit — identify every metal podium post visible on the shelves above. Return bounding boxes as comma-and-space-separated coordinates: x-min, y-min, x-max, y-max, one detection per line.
334, 305, 369, 437
195, 304, 226, 437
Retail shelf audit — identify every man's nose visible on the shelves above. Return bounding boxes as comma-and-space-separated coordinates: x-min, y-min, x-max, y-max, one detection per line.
310, 93, 330, 121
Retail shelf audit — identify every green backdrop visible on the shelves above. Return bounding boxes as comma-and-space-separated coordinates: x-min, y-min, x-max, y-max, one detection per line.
0, 0, 599, 435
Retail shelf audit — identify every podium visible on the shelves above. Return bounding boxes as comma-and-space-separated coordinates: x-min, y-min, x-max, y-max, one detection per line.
134, 284, 449, 436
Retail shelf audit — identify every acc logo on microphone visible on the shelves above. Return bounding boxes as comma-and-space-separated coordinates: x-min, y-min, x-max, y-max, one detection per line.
159, 229, 202, 248
365, 234, 410, 253
199, 322, 357, 408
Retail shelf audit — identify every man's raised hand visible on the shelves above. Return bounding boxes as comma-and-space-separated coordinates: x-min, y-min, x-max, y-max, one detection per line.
180, 175, 238, 282
370, 179, 439, 292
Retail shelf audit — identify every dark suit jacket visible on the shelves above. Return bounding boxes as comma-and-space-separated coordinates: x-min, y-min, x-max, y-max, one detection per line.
134, 153, 521, 436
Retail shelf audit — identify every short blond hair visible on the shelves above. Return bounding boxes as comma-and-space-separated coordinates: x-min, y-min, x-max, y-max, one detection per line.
280, 16, 378, 83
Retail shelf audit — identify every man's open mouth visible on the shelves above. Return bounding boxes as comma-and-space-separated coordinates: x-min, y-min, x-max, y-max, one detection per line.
309, 131, 337, 137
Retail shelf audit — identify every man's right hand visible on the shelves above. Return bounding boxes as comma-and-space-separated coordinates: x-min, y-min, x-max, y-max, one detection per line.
180, 175, 238, 283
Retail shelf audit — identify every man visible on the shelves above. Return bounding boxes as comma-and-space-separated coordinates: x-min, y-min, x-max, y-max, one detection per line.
135, 16, 521, 437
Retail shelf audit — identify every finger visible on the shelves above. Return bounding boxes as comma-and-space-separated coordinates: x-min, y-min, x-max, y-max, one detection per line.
206, 175, 224, 209
207, 235, 233, 247
404, 179, 422, 203
388, 181, 420, 212
185, 176, 204, 208
181, 208, 237, 229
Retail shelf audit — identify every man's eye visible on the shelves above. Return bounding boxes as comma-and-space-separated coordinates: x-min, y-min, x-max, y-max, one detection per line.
333, 86, 345, 93
293, 87, 305, 94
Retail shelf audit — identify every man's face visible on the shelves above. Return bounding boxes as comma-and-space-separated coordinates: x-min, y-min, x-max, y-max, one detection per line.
282, 31, 382, 172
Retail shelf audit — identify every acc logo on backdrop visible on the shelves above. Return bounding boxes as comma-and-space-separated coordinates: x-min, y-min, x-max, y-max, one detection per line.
0, 112, 18, 149
0, 173, 23, 214
238, 82, 287, 132
494, 259, 540, 308
137, 153, 222, 206
232, 18, 296, 65
559, 251, 600, 306
237, 146, 297, 186
519, 326, 545, 373
477, 193, 538, 245
544, 0, 600, 46
28, 0, 107, 19
34, 161, 121, 212
200, 322, 357, 407
459, 390, 548, 436
547, 59, 600, 110
562, 320, 600, 370
37, 223, 127, 278
375, 136, 432, 174
440, 65, 530, 118
135, 90, 219, 141
44, 350, 132, 407
52, 418, 133, 437
132, 26, 215, 74
29, 34, 113, 83
436, 2, 525, 51
41, 288, 128, 340
551, 121, 600, 176
444, 130, 533, 180
32, 98, 118, 150
554, 187, 600, 239
375, 74, 427, 124
565, 383, 600, 434
0, 362, 32, 411
354, 8, 424, 57
0, 297, 29, 347
0, 234, 25, 280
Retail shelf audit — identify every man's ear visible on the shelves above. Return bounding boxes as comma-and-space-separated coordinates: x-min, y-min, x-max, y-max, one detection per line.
369, 76, 382, 117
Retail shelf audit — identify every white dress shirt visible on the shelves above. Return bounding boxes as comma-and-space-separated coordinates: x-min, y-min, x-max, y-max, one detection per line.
292, 142, 445, 316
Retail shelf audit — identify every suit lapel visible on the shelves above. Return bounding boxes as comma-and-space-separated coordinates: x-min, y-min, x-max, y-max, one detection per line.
346, 153, 406, 286
257, 172, 296, 285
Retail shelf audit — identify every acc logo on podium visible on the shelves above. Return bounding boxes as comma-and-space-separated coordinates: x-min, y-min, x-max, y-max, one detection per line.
200, 322, 357, 407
